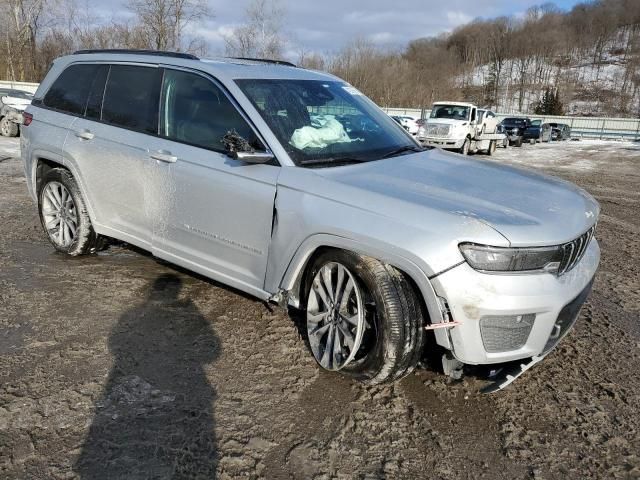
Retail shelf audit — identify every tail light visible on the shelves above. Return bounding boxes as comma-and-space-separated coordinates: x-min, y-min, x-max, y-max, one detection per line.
22, 112, 33, 126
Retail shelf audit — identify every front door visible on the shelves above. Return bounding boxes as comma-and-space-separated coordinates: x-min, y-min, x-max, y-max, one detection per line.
149, 68, 279, 297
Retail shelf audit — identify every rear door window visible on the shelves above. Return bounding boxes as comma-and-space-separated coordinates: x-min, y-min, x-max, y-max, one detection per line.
102, 65, 162, 135
43, 63, 102, 115
84, 65, 109, 120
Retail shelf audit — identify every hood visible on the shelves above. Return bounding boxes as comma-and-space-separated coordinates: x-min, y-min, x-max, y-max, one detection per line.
314, 149, 599, 247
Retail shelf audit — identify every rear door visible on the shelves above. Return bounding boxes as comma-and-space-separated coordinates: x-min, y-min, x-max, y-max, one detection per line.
148, 68, 279, 296
29, 64, 100, 185
63, 63, 163, 248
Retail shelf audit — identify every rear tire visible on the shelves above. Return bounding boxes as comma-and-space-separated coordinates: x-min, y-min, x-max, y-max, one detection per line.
0, 117, 18, 137
303, 250, 426, 384
38, 168, 106, 255
486, 140, 496, 156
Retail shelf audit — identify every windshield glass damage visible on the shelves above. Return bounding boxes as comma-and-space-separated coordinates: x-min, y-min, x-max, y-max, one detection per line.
235, 79, 419, 167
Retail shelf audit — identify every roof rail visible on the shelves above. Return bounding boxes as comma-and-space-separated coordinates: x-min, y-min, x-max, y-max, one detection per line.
226, 57, 296, 67
73, 49, 199, 60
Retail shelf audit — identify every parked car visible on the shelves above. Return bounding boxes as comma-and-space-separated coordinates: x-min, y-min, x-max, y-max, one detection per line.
499, 117, 531, 147
390, 115, 404, 127
0, 88, 33, 137
22, 50, 600, 390
477, 109, 499, 134
549, 123, 571, 141
523, 119, 552, 143
394, 115, 421, 136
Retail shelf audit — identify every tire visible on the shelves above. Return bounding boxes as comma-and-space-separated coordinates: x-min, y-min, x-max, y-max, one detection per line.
302, 250, 426, 384
460, 138, 470, 155
0, 117, 18, 137
38, 168, 106, 255
529, 138, 536, 145
515, 138, 523, 147
486, 140, 496, 156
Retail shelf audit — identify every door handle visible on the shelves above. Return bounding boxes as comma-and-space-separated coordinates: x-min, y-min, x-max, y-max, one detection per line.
150, 151, 178, 163
75, 129, 94, 140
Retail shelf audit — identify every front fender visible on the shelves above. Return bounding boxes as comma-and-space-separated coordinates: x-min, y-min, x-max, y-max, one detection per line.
272, 232, 453, 350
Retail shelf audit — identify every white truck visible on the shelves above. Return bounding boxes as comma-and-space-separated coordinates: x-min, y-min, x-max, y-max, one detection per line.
417, 101, 505, 155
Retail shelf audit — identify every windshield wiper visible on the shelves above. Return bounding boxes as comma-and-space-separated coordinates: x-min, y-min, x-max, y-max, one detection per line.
381, 145, 424, 159
300, 157, 369, 167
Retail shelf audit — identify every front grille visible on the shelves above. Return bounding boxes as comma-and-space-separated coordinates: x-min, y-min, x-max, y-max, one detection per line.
480, 314, 535, 353
558, 226, 596, 275
542, 279, 593, 354
425, 124, 450, 137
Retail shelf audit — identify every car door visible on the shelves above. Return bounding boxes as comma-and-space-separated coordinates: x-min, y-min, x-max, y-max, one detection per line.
63, 63, 163, 249
148, 67, 279, 297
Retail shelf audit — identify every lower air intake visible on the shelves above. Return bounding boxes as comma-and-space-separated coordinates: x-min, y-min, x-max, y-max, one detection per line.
480, 314, 535, 353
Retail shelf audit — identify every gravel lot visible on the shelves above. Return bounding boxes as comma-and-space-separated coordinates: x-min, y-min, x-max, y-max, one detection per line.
1, 136, 639, 479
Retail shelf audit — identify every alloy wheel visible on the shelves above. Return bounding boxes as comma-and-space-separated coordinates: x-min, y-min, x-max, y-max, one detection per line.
41, 182, 78, 247
306, 262, 366, 371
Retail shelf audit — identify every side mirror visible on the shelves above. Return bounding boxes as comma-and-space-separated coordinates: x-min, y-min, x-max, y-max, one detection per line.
229, 150, 275, 164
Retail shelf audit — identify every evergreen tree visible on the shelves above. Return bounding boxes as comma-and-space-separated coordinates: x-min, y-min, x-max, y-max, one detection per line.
534, 88, 564, 115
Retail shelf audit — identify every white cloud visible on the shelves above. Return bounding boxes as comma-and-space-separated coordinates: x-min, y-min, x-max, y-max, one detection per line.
446, 10, 473, 27
94, 0, 583, 57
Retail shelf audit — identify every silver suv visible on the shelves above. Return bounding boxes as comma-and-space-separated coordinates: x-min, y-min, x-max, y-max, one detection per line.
21, 50, 600, 389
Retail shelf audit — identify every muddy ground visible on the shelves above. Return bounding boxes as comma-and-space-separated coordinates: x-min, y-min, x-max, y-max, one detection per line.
1, 136, 639, 479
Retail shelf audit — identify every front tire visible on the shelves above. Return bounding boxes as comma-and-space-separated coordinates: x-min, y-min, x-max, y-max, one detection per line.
38, 168, 105, 255
460, 138, 470, 155
303, 250, 426, 384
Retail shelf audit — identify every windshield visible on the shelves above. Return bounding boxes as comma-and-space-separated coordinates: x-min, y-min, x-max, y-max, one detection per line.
236, 79, 418, 167
430, 105, 470, 120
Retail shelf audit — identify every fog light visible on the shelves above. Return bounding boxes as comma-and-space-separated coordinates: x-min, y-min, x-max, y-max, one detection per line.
480, 314, 535, 353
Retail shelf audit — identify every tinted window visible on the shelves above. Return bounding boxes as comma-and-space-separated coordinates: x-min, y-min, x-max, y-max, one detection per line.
160, 69, 260, 151
43, 64, 101, 115
102, 65, 162, 134
85, 65, 109, 120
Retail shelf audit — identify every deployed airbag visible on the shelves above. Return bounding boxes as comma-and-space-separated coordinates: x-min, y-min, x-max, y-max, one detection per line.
289, 115, 352, 150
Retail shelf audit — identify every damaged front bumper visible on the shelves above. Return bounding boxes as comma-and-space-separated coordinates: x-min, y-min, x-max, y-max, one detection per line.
429, 239, 600, 374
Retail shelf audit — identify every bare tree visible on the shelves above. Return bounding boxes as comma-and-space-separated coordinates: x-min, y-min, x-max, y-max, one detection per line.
225, 0, 287, 59
128, 0, 210, 52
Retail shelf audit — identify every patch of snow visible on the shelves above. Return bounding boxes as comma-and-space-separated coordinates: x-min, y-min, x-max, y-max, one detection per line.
485, 138, 640, 174
0, 137, 21, 159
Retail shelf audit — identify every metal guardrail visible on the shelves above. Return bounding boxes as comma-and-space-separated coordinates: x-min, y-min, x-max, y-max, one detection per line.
0, 80, 39, 94
1, 81, 638, 140
383, 107, 640, 140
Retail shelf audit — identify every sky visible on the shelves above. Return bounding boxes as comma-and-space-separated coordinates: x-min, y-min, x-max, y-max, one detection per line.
97, 0, 586, 58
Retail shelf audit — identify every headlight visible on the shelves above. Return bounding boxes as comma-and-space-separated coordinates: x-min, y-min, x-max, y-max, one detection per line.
459, 243, 564, 273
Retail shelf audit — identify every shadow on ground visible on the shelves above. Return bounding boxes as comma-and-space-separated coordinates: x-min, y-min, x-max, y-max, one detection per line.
73, 274, 220, 479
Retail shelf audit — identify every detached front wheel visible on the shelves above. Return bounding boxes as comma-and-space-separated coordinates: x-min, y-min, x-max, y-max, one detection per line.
303, 250, 426, 384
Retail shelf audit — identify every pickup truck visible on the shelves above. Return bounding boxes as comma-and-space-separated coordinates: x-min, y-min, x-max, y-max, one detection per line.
417, 101, 505, 155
